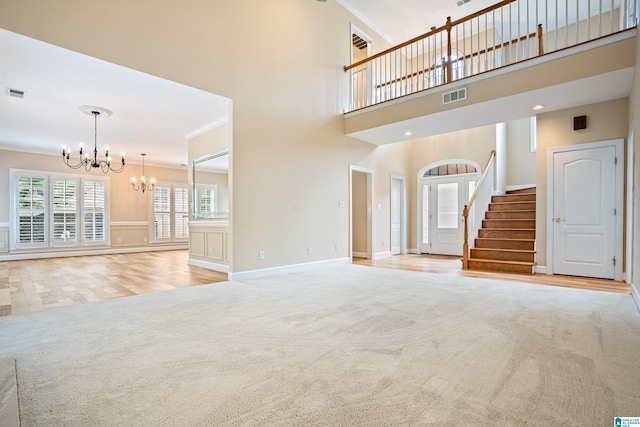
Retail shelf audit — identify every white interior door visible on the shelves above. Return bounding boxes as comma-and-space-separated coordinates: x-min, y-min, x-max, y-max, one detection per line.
391, 178, 402, 255
552, 145, 616, 279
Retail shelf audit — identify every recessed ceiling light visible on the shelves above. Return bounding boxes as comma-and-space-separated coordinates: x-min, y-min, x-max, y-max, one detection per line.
532, 104, 544, 111
404, 131, 413, 136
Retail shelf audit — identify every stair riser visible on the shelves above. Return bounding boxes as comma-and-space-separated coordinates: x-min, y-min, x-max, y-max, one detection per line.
474, 239, 534, 250
478, 229, 535, 239
470, 249, 535, 262
482, 220, 535, 229
467, 260, 534, 274
485, 211, 535, 220
492, 194, 536, 203
489, 202, 536, 211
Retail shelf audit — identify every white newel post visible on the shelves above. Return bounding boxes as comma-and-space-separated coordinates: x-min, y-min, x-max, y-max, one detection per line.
496, 122, 507, 195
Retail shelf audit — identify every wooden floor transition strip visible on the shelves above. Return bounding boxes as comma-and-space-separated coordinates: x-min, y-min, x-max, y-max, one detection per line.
0, 359, 20, 427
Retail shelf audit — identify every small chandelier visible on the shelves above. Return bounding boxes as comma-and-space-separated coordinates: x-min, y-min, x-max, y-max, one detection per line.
131, 153, 155, 193
62, 105, 125, 173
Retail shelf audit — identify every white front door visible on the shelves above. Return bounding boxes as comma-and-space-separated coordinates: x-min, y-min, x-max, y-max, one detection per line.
391, 178, 402, 255
420, 173, 477, 255
552, 145, 616, 279
430, 176, 465, 256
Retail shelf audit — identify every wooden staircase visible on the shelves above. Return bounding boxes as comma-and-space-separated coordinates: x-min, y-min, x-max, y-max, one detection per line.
467, 188, 536, 274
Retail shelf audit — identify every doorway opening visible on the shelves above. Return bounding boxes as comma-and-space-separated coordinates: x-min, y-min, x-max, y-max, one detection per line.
418, 160, 480, 256
350, 166, 373, 260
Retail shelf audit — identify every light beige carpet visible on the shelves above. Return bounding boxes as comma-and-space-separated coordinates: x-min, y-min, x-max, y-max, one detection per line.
1, 264, 639, 426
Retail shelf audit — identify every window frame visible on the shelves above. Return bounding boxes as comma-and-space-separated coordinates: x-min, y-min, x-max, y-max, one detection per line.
149, 182, 189, 244
10, 169, 110, 251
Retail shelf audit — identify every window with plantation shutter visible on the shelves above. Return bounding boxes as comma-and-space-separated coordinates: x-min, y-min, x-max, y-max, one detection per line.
11, 170, 110, 250
52, 178, 78, 244
153, 186, 172, 241
174, 187, 189, 240
196, 185, 217, 218
151, 184, 188, 243
83, 180, 106, 242
17, 174, 46, 247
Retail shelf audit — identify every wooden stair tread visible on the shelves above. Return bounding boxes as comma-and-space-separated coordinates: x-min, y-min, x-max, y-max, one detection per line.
488, 210, 536, 213
478, 228, 535, 231
475, 238, 534, 241
472, 248, 535, 253
490, 201, 536, 205
468, 258, 534, 266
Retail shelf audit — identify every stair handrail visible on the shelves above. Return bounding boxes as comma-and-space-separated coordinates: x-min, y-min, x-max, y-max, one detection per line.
462, 150, 496, 269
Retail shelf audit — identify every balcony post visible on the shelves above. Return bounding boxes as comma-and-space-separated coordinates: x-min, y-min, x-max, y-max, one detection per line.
445, 16, 453, 83
537, 24, 544, 56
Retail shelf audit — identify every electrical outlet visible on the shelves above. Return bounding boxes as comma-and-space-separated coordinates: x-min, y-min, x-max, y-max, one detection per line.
143, 237, 148, 243
338, 201, 345, 208
335, 243, 340, 251
307, 246, 312, 254
117, 237, 122, 243
259, 251, 265, 260
0, 242, 4, 249
382, 240, 385, 247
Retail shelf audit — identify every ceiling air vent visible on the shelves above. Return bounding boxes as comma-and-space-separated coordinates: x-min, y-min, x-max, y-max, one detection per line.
6, 88, 26, 99
442, 87, 467, 105
456, 0, 471, 5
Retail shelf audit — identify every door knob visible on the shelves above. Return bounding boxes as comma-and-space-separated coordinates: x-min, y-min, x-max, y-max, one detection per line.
555, 217, 563, 222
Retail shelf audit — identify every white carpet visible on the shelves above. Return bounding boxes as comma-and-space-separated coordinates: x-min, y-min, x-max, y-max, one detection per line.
1, 264, 639, 426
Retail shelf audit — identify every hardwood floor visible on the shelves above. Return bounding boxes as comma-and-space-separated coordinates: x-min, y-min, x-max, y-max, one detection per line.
0, 250, 228, 317
1, 251, 630, 318
353, 254, 631, 294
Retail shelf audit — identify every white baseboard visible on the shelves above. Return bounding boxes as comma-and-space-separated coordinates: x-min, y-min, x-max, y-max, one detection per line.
0, 244, 187, 262
352, 252, 368, 258
188, 258, 229, 273
374, 251, 392, 260
631, 284, 640, 313
534, 265, 547, 274
409, 248, 419, 254
228, 257, 350, 282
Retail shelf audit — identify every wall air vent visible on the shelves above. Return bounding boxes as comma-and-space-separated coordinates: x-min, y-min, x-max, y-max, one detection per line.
456, 0, 471, 5
6, 88, 26, 99
442, 87, 467, 105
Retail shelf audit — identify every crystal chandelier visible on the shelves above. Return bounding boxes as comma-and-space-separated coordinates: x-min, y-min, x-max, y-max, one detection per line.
131, 153, 155, 193
62, 106, 125, 173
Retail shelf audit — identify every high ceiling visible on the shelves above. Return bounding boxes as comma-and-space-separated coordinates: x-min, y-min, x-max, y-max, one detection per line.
0, 1, 633, 166
339, 0, 498, 44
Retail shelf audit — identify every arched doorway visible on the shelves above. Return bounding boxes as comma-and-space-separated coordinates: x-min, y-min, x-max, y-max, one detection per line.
418, 160, 480, 256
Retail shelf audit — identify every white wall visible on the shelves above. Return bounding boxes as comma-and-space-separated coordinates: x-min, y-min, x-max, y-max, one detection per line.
507, 118, 536, 188
0, 0, 405, 274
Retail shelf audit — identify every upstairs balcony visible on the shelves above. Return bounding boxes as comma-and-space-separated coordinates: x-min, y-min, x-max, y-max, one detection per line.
344, 0, 638, 144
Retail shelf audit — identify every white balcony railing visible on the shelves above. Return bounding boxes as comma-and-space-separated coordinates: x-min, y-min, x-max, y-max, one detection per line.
345, 0, 637, 112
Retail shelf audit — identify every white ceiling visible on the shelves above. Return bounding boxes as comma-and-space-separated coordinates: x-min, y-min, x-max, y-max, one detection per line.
0, 28, 230, 168
339, 0, 499, 44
